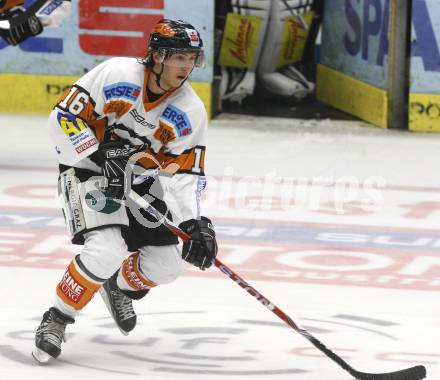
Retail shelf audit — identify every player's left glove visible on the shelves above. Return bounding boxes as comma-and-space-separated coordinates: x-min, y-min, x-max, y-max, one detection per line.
179, 217, 218, 270
0, 7, 43, 46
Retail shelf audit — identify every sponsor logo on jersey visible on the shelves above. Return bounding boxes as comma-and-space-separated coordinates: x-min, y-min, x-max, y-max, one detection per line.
197, 176, 207, 192
103, 82, 141, 102
57, 112, 87, 137
75, 138, 98, 153
129, 109, 156, 129
85, 190, 121, 214
57, 112, 97, 150
40, 0, 63, 15
57, 268, 86, 304
160, 104, 192, 137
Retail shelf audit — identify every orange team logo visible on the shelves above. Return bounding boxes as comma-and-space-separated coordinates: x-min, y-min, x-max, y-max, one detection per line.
154, 121, 177, 144
153, 23, 176, 37
103, 100, 132, 118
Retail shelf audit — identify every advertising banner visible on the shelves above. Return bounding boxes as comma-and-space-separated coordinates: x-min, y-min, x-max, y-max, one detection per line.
0, 0, 213, 82
276, 11, 314, 69
320, 0, 389, 89
409, 0, 440, 131
218, 13, 262, 68
317, 0, 390, 128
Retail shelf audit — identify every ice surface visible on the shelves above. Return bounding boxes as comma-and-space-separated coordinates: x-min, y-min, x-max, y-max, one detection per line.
0, 113, 438, 379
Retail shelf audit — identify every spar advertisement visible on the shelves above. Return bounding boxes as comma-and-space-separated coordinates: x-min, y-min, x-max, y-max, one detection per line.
320, 0, 389, 90
0, 0, 214, 82
409, 0, 440, 131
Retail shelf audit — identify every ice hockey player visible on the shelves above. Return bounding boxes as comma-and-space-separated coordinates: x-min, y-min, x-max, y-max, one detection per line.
32, 18, 218, 363
0, 0, 71, 46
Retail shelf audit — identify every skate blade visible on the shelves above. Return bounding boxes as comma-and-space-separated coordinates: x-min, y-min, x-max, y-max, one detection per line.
99, 288, 129, 336
32, 347, 53, 364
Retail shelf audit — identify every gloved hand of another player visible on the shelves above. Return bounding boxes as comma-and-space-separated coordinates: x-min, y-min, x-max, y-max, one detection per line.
0, 7, 43, 46
97, 140, 131, 200
179, 217, 218, 270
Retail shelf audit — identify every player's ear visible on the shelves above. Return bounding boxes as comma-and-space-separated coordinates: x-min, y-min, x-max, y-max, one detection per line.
152, 51, 162, 65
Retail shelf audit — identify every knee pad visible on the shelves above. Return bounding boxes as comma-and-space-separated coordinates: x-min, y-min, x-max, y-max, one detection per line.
257, 0, 316, 100
259, 65, 315, 100
138, 245, 182, 285
258, 0, 314, 75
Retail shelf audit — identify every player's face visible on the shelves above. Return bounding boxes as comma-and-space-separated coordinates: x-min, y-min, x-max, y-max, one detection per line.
160, 52, 197, 88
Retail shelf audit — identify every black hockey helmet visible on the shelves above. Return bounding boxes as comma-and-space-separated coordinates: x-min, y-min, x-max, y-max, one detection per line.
145, 19, 204, 68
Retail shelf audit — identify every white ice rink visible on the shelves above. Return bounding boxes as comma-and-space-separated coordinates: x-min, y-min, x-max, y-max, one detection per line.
0, 113, 439, 379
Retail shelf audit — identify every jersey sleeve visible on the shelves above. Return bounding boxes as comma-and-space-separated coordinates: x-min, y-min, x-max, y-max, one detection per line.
48, 59, 141, 166
157, 104, 208, 223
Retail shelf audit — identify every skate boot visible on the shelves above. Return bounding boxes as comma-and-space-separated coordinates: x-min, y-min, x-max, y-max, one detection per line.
99, 272, 137, 335
32, 307, 74, 364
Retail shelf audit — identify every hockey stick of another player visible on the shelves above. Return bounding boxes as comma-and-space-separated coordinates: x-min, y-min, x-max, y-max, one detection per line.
127, 189, 427, 380
0, 0, 48, 30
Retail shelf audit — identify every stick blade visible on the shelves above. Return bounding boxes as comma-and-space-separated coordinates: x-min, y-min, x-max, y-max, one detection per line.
352, 365, 426, 380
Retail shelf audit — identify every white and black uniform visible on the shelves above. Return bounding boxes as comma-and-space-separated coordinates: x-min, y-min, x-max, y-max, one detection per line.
48, 57, 208, 317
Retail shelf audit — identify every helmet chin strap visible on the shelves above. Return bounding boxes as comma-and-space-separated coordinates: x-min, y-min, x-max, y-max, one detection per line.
151, 63, 168, 92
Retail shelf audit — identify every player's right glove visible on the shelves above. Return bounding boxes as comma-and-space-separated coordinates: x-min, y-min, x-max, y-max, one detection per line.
0, 7, 43, 46
94, 140, 131, 200
179, 217, 218, 270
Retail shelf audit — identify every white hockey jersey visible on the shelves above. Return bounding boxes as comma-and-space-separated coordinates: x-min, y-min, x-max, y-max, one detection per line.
48, 57, 208, 222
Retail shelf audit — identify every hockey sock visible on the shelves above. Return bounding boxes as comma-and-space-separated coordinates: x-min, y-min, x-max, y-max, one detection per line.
55, 256, 102, 312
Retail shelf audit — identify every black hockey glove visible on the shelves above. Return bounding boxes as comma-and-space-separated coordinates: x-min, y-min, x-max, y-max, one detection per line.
0, 8, 43, 46
95, 140, 131, 200
179, 217, 218, 270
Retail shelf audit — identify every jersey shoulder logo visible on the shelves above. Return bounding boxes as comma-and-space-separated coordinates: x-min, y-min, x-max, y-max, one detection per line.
159, 104, 193, 137
56, 112, 98, 153
103, 82, 141, 102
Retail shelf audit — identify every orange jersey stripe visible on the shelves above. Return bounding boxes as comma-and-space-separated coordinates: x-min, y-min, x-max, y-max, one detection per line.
134, 146, 205, 175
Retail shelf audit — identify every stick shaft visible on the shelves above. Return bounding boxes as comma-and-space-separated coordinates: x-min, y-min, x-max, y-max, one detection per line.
127, 189, 426, 380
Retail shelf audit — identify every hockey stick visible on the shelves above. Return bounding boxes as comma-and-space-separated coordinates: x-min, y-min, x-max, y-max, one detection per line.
0, 0, 48, 30
127, 189, 427, 380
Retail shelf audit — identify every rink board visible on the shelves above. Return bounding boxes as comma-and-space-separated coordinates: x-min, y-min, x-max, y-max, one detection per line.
409, 93, 440, 132
0, 73, 212, 118
316, 64, 388, 129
